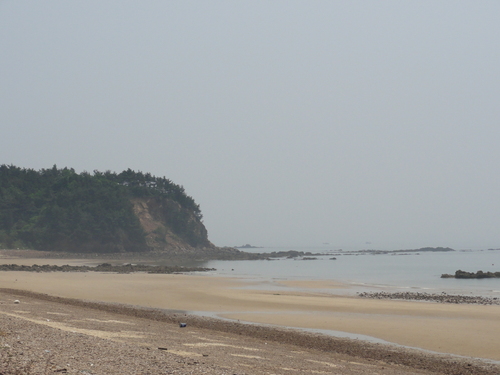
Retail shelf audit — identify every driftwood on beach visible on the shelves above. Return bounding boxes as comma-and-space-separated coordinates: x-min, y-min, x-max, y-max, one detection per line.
441, 270, 500, 279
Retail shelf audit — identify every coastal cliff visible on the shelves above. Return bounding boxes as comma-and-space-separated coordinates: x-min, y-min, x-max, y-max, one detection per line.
131, 196, 216, 254
0, 165, 218, 255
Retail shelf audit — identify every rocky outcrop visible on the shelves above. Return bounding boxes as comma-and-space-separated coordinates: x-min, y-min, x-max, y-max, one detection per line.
441, 270, 500, 279
0, 263, 214, 274
131, 197, 215, 255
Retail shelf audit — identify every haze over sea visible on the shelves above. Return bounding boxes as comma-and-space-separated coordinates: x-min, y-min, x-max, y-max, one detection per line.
204, 247, 500, 297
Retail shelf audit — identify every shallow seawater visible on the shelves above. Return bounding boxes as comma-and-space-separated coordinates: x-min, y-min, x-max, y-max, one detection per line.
203, 247, 500, 297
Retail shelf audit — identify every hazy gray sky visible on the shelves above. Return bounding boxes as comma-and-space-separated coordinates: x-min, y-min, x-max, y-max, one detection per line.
1, 1, 500, 249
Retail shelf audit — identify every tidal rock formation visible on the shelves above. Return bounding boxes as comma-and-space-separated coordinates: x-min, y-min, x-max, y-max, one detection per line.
441, 270, 500, 279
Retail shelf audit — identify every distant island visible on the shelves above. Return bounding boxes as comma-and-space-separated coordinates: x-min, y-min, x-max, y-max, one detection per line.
234, 244, 263, 249
329, 247, 455, 256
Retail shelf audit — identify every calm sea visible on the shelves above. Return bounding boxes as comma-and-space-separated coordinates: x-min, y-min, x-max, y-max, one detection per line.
203, 247, 500, 297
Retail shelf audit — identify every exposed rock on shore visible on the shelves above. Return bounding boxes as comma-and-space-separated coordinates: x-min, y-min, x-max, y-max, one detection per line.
0, 263, 214, 274
358, 291, 500, 305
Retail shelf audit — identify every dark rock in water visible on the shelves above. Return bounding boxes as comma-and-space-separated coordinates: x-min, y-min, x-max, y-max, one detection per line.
440, 273, 454, 278
329, 257, 337, 260
441, 270, 500, 279
217, 249, 322, 260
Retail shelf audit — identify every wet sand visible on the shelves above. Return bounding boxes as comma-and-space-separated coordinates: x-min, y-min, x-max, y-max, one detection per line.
0, 260, 498, 362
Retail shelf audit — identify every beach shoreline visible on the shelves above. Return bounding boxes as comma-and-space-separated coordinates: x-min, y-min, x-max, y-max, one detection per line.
0, 288, 499, 375
0, 251, 499, 370
0, 265, 499, 362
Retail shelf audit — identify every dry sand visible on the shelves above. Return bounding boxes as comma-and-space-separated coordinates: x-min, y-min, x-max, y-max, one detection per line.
0, 258, 499, 363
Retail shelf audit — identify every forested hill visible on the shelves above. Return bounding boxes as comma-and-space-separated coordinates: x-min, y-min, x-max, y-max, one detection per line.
0, 165, 213, 253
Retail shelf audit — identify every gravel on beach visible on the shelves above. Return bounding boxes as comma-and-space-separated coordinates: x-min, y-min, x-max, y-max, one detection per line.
358, 291, 500, 305
0, 288, 498, 375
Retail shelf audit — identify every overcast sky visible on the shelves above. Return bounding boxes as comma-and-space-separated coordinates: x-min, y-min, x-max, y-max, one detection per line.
1, 1, 499, 250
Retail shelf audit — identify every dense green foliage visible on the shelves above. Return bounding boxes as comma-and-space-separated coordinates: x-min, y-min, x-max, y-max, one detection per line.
0, 165, 203, 252
96, 168, 202, 219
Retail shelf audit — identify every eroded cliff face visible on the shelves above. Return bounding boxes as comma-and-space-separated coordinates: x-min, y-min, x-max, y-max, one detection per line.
131, 197, 215, 254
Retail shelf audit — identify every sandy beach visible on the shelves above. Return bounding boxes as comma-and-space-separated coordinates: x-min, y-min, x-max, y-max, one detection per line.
0, 256, 499, 366
6, 288, 498, 375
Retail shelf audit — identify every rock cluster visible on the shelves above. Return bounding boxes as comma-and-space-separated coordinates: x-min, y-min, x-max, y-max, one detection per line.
441, 270, 500, 279
0, 263, 214, 274
358, 291, 500, 305
214, 249, 323, 260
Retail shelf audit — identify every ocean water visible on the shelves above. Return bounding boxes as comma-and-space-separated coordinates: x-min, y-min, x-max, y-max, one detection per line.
204, 247, 500, 297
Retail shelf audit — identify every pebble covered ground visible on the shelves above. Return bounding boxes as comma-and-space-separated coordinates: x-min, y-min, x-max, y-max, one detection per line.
0, 289, 499, 375
358, 291, 500, 305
